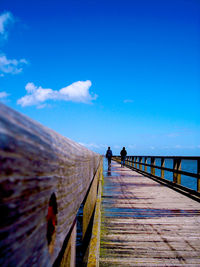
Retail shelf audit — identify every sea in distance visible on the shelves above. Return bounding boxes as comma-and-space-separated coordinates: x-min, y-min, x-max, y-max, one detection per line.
104, 157, 198, 191
150, 158, 197, 191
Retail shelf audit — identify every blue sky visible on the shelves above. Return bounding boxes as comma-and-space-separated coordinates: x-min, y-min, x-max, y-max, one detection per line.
0, 0, 200, 155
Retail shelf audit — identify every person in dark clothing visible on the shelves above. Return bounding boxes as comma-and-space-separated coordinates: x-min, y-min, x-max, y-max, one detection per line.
106, 146, 112, 168
120, 147, 127, 167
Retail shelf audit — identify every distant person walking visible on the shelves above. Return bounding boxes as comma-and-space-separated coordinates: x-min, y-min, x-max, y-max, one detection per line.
120, 147, 127, 167
106, 146, 112, 168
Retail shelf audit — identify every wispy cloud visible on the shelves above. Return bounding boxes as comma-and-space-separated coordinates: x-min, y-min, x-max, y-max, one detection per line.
0, 91, 9, 99
175, 145, 182, 149
175, 145, 196, 150
0, 11, 14, 38
166, 133, 180, 138
0, 91, 9, 103
17, 80, 98, 107
128, 144, 136, 149
0, 54, 28, 75
79, 142, 107, 149
0, 12, 28, 77
113, 145, 121, 149
123, 99, 133, 103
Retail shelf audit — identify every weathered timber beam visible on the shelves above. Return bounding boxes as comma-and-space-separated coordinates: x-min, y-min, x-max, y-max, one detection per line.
0, 103, 100, 267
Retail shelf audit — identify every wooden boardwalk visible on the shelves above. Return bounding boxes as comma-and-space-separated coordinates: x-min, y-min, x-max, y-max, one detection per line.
100, 161, 200, 266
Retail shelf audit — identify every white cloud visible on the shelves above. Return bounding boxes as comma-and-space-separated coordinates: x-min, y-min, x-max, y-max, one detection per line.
79, 143, 100, 149
37, 104, 49, 109
0, 54, 28, 75
123, 99, 133, 103
166, 133, 180, 138
0, 91, 9, 99
59, 80, 97, 103
0, 12, 14, 38
0, 91, 9, 103
128, 144, 136, 149
0, 12, 28, 76
17, 80, 98, 107
79, 142, 107, 149
25, 82, 37, 93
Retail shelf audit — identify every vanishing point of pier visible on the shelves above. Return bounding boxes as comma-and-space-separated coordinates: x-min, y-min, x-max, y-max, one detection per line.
0, 104, 200, 266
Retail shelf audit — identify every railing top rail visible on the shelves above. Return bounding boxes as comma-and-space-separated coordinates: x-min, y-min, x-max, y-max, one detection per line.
114, 155, 200, 160
112, 154, 200, 197
0, 103, 101, 266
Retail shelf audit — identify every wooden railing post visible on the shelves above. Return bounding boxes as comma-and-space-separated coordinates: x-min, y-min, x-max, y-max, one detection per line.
197, 159, 200, 192
60, 220, 77, 267
87, 167, 102, 267
161, 158, 165, 179
173, 158, 181, 184
111, 155, 200, 196
135, 157, 138, 169
139, 157, 142, 171
144, 157, 147, 172
83, 169, 99, 240
151, 157, 155, 176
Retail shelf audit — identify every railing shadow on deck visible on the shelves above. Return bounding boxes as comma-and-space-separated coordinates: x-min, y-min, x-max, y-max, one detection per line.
0, 103, 102, 267
113, 155, 200, 202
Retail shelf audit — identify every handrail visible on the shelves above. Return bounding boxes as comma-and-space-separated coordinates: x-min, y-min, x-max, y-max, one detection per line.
112, 155, 200, 195
124, 156, 200, 160
129, 161, 199, 178
0, 103, 101, 267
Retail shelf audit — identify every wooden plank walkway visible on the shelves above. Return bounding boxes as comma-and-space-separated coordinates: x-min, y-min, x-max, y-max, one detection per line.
100, 161, 200, 266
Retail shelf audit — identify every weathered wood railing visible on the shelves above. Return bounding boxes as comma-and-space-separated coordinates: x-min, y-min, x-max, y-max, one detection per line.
0, 103, 102, 267
113, 155, 200, 200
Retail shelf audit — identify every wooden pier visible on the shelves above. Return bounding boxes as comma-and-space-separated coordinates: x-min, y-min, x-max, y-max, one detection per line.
100, 161, 200, 266
1, 104, 200, 266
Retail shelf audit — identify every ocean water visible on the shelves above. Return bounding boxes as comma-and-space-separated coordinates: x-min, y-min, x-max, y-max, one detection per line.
141, 158, 198, 191
109, 157, 198, 191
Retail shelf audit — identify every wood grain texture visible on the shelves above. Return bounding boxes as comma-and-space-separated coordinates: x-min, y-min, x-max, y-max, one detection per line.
0, 103, 100, 267
83, 162, 102, 239
100, 161, 200, 266
87, 165, 102, 267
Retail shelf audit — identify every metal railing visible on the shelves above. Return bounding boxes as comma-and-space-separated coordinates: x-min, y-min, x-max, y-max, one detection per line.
113, 156, 200, 199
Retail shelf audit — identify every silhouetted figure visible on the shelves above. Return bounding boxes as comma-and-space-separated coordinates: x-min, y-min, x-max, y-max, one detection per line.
106, 146, 112, 168
120, 147, 127, 167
